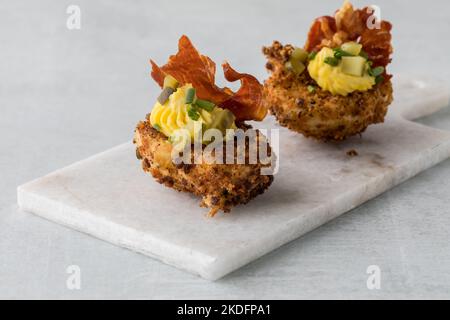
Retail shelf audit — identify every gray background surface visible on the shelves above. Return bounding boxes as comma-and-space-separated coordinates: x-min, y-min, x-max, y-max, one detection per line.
1, 0, 450, 299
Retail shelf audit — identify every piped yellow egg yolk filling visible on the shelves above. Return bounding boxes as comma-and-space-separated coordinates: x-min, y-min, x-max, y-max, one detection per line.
308, 47, 375, 96
150, 84, 236, 142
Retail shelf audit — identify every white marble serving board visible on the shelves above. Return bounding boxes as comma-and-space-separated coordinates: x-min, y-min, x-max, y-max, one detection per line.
17, 75, 450, 280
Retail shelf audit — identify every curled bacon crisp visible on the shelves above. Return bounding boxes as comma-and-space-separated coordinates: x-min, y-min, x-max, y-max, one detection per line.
151, 35, 266, 121
220, 63, 266, 122
305, 1, 393, 69
304, 16, 337, 54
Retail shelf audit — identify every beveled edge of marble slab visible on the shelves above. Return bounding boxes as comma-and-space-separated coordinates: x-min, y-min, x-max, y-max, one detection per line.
16, 143, 225, 279
17, 163, 218, 279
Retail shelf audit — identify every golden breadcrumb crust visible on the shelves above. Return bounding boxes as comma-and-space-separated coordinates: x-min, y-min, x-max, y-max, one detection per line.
134, 117, 274, 216
263, 41, 394, 141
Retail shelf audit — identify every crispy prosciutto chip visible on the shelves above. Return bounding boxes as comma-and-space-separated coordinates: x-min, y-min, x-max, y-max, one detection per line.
305, 1, 393, 70
304, 16, 337, 54
150, 35, 267, 121
220, 63, 266, 122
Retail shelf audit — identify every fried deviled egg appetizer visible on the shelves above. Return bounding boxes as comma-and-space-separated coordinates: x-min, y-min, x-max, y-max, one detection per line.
263, 1, 393, 141
134, 36, 274, 216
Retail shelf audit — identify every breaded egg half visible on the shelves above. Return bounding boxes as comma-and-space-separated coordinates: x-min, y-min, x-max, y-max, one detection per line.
262, 2, 394, 141
134, 117, 274, 216
263, 42, 393, 141
139, 35, 274, 216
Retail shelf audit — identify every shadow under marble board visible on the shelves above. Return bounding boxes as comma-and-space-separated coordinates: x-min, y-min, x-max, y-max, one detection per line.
18, 75, 450, 280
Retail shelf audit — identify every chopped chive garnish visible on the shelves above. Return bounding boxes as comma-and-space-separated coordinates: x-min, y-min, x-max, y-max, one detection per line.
333, 48, 352, 59
375, 75, 385, 84
369, 66, 385, 77
153, 123, 161, 131
359, 50, 369, 60
185, 88, 196, 104
308, 51, 317, 60
187, 104, 200, 121
307, 85, 316, 93
157, 87, 175, 105
324, 57, 340, 66
195, 99, 215, 112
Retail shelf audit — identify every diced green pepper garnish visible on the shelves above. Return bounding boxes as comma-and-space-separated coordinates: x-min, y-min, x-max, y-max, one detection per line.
187, 104, 200, 121
341, 56, 366, 77
359, 50, 369, 60
195, 99, 216, 112
308, 51, 317, 60
291, 47, 309, 63
289, 57, 306, 75
209, 109, 235, 135
341, 42, 363, 56
163, 75, 179, 89
157, 87, 175, 105
375, 75, 385, 84
307, 85, 316, 93
333, 48, 353, 59
369, 66, 385, 77
324, 56, 340, 66
185, 88, 196, 104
